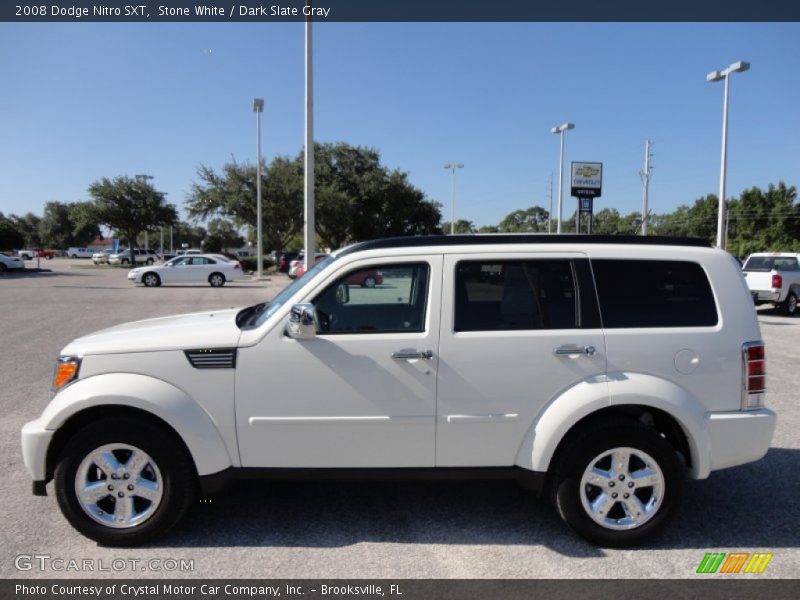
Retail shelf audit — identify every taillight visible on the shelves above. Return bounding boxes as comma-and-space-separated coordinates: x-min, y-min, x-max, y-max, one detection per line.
771, 274, 783, 289
234, 263, 241, 270
742, 341, 766, 410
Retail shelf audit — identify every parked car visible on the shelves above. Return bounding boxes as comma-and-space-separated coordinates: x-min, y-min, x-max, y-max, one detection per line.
19, 248, 55, 260
126, 254, 246, 287
288, 253, 328, 279
0, 252, 24, 272
277, 251, 299, 273
91, 249, 114, 264
235, 250, 251, 258
109, 249, 160, 265
66, 247, 93, 259
742, 252, 800, 315
21, 235, 775, 548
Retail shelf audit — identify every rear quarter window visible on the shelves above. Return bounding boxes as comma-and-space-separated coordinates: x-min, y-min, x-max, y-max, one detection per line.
591, 259, 718, 328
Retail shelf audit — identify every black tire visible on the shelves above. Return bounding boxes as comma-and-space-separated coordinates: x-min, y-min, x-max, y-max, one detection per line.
0, 263, 6, 273
121, 259, 129, 265
209, 273, 225, 287
142, 272, 161, 287
362, 276, 377, 288
549, 418, 683, 548
54, 416, 197, 547
146, 258, 154, 265
782, 292, 798, 316
71, 254, 78, 259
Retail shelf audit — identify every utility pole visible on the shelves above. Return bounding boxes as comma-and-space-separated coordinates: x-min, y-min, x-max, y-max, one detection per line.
303, 2, 315, 270
253, 98, 264, 279
640, 140, 653, 235
547, 172, 553, 234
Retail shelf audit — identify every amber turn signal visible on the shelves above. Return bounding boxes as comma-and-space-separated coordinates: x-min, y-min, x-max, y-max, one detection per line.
53, 359, 79, 390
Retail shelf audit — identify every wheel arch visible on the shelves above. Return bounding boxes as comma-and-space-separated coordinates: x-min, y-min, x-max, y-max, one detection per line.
516, 373, 711, 479
40, 373, 233, 481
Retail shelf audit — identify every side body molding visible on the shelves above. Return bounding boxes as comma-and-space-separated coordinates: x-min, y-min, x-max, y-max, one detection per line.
38, 373, 233, 476
514, 373, 711, 479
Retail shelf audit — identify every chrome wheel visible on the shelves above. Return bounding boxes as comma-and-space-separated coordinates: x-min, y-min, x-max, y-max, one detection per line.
143, 273, 159, 287
209, 273, 225, 287
787, 294, 797, 315
74, 443, 163, 529
579, 446, 665, 531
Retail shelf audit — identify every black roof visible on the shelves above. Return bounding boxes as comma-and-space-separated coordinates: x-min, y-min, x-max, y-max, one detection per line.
339, 234, 711, 256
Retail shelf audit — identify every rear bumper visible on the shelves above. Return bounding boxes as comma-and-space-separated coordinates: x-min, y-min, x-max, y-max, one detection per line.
751, 290, 782, 303
706, 408, 776, 472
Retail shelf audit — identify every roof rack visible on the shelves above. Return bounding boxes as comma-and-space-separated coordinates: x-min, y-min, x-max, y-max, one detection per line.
339, 234, 711, 256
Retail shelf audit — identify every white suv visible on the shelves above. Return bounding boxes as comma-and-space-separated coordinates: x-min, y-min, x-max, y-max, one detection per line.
21, 235, 776, 547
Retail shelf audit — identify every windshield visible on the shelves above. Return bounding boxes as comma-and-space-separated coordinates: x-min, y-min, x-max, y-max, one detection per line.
238, 255, 337, 329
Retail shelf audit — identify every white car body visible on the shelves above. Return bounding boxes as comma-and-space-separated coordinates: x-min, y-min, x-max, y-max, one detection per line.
92, 249, 114, 264
127, 254, 246, 287
21, 236, 776, 546
742, 252, 800, 314
0, 252, 25, 271
108, 249, 160, 265
66, 247, 93, 259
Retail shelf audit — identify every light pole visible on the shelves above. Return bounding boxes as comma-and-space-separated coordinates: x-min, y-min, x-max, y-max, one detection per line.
135, 174, 154, 250
443, 163, 464, 234
304, 4, 315, 270
253, 98, 264, 279
551, 123, 574, 234
707, 61, 749, 250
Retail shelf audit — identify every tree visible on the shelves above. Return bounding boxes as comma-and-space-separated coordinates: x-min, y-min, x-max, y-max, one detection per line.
38, 201, 100, 248
171, 221, 207, 250
89, 176, 177, 263
0, 214, 24, 250
204, 218, 244, 252
497, 206, 549, 232
8, 213, 41, 247
187, 157, 302, 258
441, 219, 476, 234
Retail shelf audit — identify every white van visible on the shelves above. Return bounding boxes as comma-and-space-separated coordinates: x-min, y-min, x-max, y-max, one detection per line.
66, 247, 93, 259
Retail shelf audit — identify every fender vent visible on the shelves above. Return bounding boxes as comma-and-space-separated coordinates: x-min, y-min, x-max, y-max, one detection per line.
185, 348, 237, 369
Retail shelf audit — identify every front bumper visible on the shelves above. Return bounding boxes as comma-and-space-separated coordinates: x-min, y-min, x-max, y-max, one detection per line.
21, 419, 54, 483
707, 408, 776, 471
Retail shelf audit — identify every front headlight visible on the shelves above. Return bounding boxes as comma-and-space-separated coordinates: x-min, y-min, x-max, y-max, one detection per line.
53, 356, 81, 392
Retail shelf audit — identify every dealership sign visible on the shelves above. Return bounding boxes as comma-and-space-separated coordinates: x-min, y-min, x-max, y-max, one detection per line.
570, 162, 602, 198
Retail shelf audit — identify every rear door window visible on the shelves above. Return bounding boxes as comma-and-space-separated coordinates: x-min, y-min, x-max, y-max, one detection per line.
591, 260, 718, 328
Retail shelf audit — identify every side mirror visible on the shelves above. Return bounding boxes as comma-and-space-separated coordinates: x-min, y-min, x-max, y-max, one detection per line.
286, 303, 317, 339
335, 283, 350, 305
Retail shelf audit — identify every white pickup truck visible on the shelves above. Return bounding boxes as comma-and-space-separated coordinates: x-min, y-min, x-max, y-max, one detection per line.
742, 252, 800, 315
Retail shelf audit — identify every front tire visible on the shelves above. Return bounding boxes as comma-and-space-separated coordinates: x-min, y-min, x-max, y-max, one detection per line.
54, 417, 196, 546
209, 273, 225, 287
782, 292, 797, 316
142, 272, 161, 287
362, 276, 377, 288
550, 418, 683, 548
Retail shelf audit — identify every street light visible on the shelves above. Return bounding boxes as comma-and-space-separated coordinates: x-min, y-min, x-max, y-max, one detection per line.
443, 163, 464, 234
707, 61, 749, 250
134, 174, 154, 250
551, 122, 574, 234
253, 98, 264, 279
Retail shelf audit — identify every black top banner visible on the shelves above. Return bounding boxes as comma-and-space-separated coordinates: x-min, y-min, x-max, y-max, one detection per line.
4, 0, 800, 22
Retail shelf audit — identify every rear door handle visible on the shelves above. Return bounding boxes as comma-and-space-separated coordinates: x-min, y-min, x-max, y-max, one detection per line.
553, 345, 596, 357
392, 350, 434, 360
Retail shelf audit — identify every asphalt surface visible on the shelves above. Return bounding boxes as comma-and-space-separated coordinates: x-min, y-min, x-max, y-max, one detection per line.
1, 259, 798, 579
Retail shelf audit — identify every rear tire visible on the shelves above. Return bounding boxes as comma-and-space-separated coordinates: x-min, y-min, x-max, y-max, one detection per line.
209, 273, 225, 287
0, 263, 6, 273
54, 417, 197, 546
362, 276, 377, 288
782, 292, 797, 316
71, 254, 78, 259
549, 418, 683, 548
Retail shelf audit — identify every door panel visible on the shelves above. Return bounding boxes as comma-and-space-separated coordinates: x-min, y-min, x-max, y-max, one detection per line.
235, 255, 443, 468
436, 253, 607, 467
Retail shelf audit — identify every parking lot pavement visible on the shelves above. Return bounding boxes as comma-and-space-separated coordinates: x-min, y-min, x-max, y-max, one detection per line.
1, 263, 798, 579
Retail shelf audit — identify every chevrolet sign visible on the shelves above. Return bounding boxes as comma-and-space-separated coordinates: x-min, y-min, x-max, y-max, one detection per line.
571, 162, 602, 198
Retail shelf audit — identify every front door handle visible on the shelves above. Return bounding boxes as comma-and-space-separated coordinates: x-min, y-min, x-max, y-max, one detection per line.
553, 345, 597, 357
392, 350, 434, 360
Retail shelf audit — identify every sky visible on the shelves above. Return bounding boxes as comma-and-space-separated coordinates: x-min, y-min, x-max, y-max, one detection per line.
1, 22, 799, 229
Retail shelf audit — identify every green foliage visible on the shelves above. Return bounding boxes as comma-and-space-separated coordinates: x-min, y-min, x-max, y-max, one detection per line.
497, 207, 549, 232
0, 214, 25, 250
186, 142, 442, 253
38, 201, 101, 248
171, 221, 207, 249
441, 219, 476, 234
206, 218, 245, 250
8, 213, 41, 247
89, 176, 177, 258
239, 256, 275, 272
